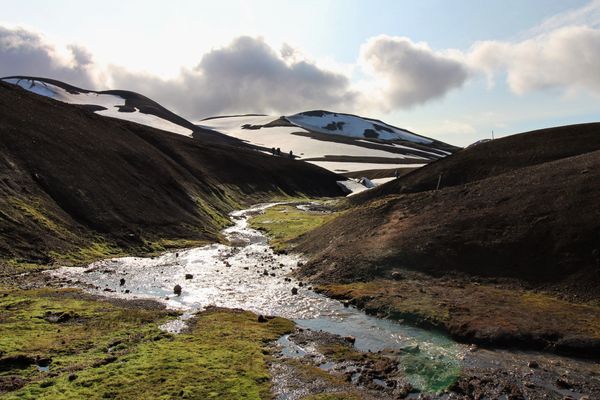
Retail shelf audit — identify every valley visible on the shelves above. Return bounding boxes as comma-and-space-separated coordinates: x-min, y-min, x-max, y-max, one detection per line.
0, 77, 598, 399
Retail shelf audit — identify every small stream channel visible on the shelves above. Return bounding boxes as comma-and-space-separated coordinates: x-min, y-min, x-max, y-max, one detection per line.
50, 203, 464, 391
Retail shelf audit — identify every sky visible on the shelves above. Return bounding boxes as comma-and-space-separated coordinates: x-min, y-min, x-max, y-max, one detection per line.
1, 0, 599, 145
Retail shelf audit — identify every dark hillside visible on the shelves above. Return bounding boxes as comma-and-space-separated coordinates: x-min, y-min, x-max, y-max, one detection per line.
298, 136, 600, 296
0, 82, 343, 268
352, 123, 600, 204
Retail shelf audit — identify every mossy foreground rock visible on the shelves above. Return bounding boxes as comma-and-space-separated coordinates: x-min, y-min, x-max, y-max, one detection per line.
0, 287, 293, 399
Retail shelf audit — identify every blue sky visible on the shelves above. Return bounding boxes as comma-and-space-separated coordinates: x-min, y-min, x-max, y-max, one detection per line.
1, 0, 599, 145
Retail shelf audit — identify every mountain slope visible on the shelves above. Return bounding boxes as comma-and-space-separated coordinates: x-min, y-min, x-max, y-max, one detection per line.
290, 123, 600, 356
1, 76, 235, 143
200, 111, 458, 175
296, 123, 600, 292
352, 122, 600, 204
0, 81, 343, 268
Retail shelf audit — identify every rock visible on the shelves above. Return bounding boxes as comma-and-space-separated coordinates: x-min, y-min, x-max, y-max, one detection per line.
68, 374, 77, 382
119, 278, 125, 286
391, 271, 404, 280
263, 270, 269, 276
528, 360, 539, 368
291, 287, 298, 295
173, 284, 182, 296
298, 282, 304, 287
397, 383, 413, 398
185, 274, 193, 280
556, 377, 572, 389
343, 336, 356, 344
257, 315, 268, 323
124, 290, 130, 294
43, 311, 78, 323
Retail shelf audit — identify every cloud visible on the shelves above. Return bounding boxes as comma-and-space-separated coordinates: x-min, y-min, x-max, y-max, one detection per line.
469, 26, 600, 95
107, 36, 358, 118
526, 0, 600, 37
0, 26, 94, 87
359, 35, 469, 110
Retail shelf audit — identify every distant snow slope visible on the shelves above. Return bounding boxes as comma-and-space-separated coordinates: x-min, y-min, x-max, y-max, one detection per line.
200, 111, 457, 175
287, 110, 433, 144
2, 77, 194, 136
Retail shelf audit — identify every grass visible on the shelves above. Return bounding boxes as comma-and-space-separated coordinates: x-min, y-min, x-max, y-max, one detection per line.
249, 204, 340, 252
319, 279, 600, 351
0, 288, 294, 399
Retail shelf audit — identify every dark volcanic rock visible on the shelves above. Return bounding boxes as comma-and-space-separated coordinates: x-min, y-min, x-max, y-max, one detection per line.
173, 285, 182, 296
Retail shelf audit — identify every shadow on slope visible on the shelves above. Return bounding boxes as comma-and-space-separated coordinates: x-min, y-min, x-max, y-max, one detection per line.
0, 82, 343, 269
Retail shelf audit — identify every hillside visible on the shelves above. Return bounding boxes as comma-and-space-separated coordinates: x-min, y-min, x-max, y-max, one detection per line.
290, 123, 600, 355
352, 122, 600, 203
1, 76, 236, 143
298, 123, 600, 288
200, 111, 458, 176
0, 81, 343, 271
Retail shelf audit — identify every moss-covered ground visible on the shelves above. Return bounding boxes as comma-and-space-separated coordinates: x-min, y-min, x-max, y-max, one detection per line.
249, 203, 340, 252
318, 278, 600, 356
0, 287, 294, 399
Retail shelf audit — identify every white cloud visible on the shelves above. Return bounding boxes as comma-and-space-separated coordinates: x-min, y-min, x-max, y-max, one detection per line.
359, 35, 469, 110
107, 36, 358, 118
0, 24, 475, 118
469, 26, 600, 95
0, 26, 95, 87
526, 0, 600, 37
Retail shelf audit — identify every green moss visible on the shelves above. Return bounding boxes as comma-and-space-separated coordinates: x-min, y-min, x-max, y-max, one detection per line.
249, 204, 339, 252
6, 197, 71, 238
48, 241, 124, 266
0, 287, 170, 386
320, 279, 600, 348
1, 289, 294, 400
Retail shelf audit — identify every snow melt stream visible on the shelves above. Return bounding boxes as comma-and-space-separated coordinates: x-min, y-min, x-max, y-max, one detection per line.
50, 203, 463, 387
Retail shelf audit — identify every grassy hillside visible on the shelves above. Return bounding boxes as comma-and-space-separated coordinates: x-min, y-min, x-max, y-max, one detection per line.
0, 82, 343, 273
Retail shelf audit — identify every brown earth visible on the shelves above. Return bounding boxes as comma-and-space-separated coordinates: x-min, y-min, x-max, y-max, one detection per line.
0, 81, 343, 270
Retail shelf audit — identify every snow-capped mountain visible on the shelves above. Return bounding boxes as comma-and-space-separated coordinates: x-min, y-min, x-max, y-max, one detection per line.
200, 111, 458, 175
2, 76, 203, 137
2, 76, 459, 191
287, 110, 432, 144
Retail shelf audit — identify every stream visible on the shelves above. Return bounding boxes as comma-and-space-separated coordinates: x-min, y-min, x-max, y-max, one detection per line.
50, 203, 464, 392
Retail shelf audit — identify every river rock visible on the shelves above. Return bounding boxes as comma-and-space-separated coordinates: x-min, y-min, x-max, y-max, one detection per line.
173, 284, 182, 296
119, 278, 125, 286
257, 315, 268, 323
343, 336, 356, 344
185, 274, 193, 280
391, 271, 404, 280
528, 360, 539, 368
291, 287, 298, 295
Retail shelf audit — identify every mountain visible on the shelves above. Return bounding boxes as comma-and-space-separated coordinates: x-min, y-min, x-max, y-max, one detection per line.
1, 76, 231, 142
3, 77, 459, 194
0, 81, 343, 269
200, 111, 459, 177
